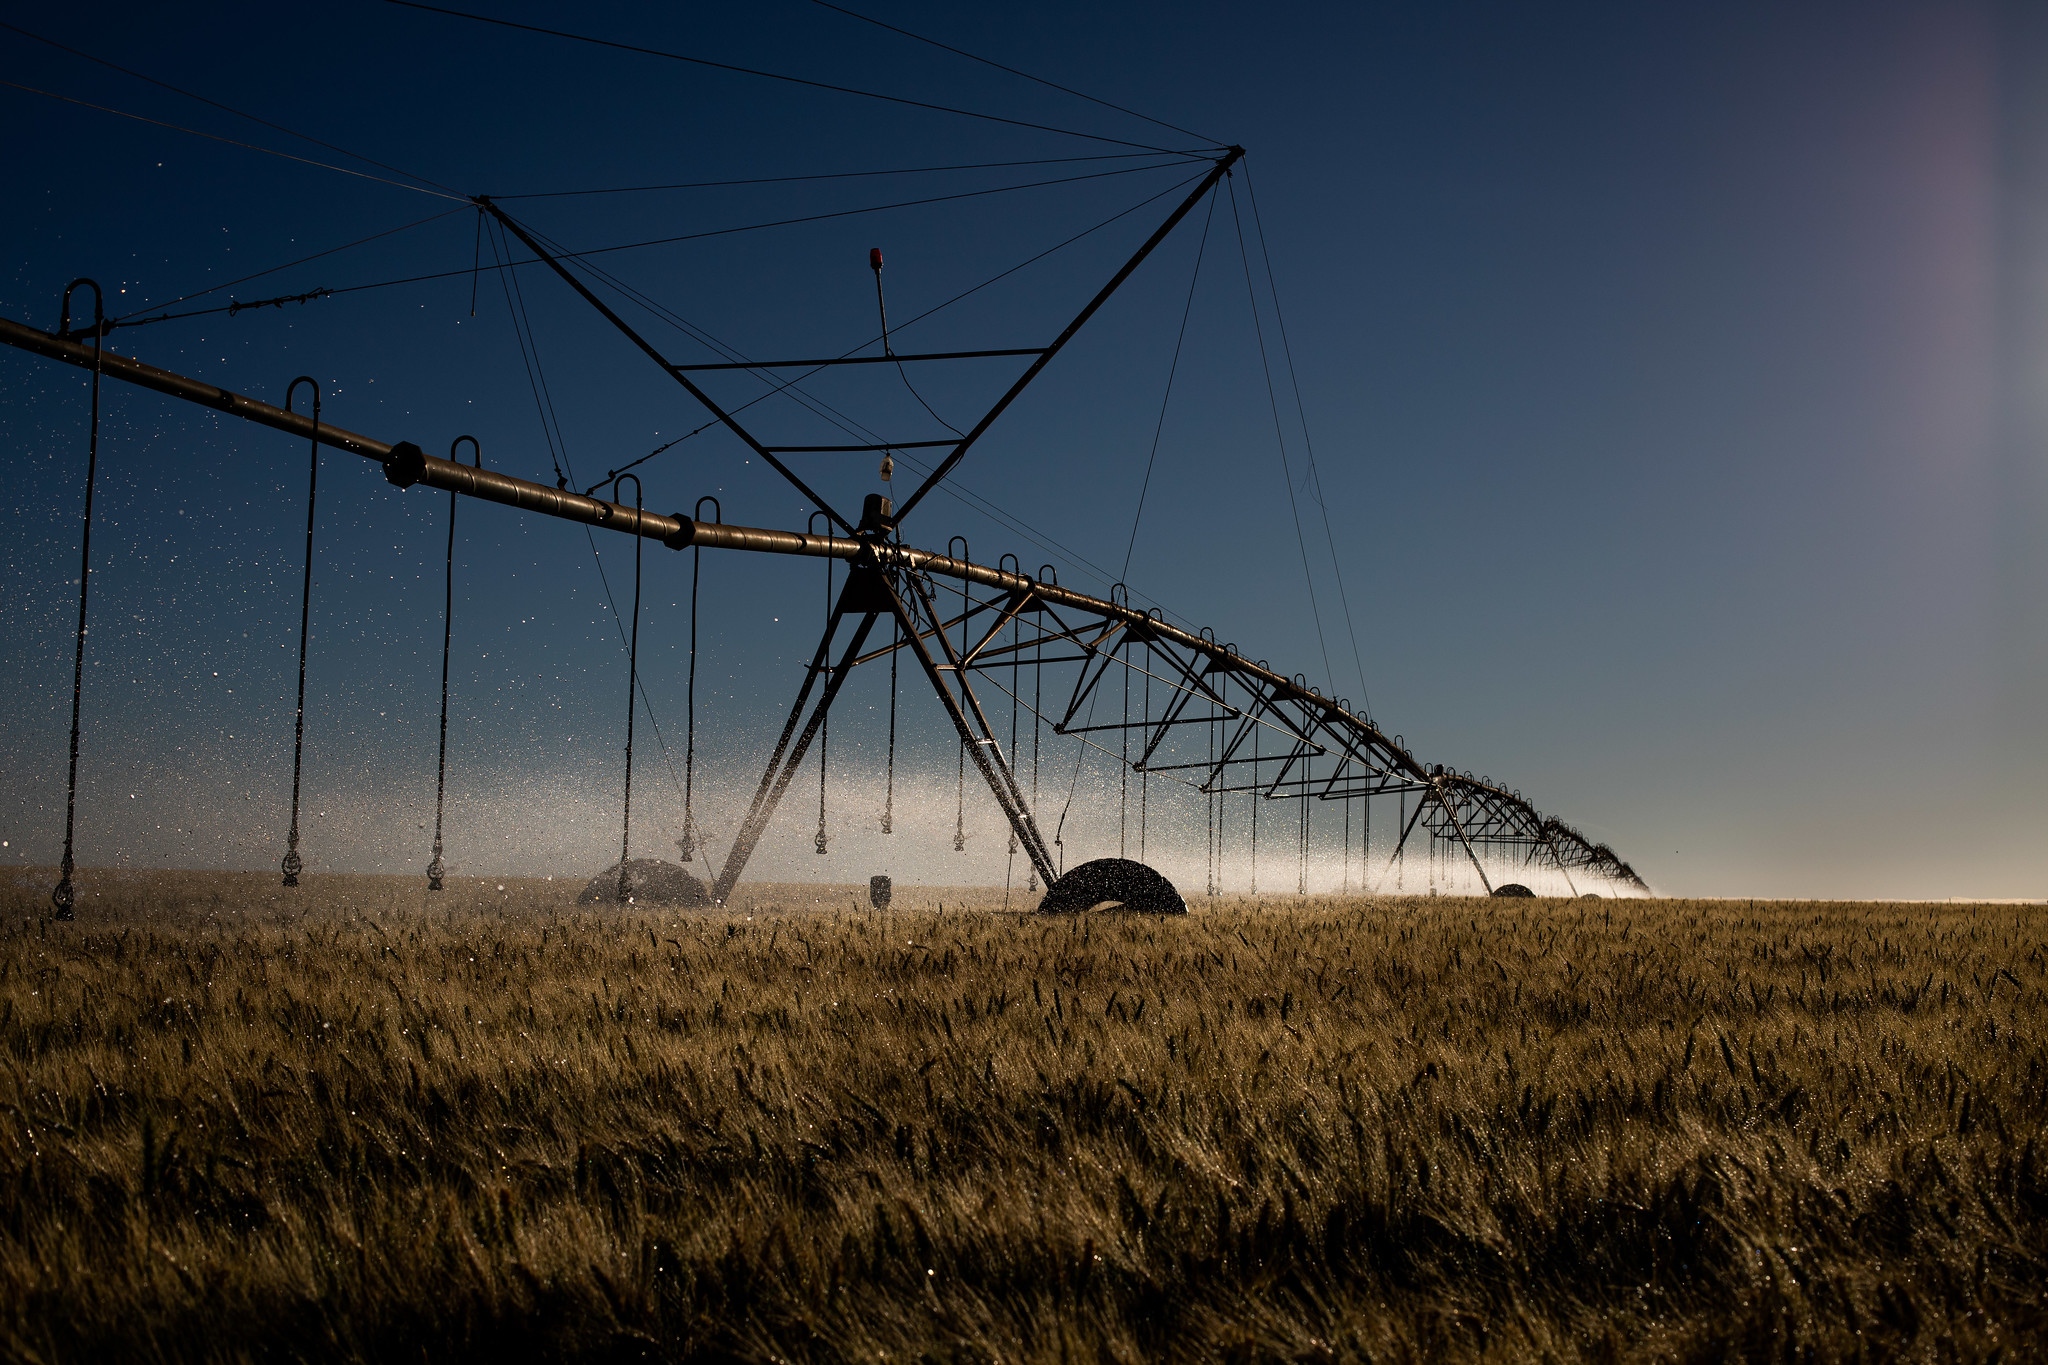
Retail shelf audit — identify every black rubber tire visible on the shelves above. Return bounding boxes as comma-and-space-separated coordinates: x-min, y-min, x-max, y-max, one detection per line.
1491, 883, 1536, 898
578, 858, 712, 907
1036, 858, 1187, 915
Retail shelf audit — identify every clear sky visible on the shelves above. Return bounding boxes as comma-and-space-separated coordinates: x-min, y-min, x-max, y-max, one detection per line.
3, 0, 2042, 899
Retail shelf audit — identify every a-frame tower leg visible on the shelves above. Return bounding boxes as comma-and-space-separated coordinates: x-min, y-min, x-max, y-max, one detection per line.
710, 607, 880, 904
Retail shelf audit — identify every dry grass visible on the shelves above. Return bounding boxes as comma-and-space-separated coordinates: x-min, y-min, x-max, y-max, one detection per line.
1, 869, 2043, 1363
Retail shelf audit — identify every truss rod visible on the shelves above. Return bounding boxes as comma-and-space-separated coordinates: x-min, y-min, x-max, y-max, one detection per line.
479, 200, 857, 534
891, 147, 1243, 525
674, 348, 1043, 370
710, 607, 880, 904
886, 569, 1058, 884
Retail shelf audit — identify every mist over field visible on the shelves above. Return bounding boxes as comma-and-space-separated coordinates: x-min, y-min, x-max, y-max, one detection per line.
3, 755, 1603, 899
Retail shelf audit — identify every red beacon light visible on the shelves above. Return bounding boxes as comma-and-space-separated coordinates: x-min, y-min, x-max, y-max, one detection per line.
869, 247, 884, 271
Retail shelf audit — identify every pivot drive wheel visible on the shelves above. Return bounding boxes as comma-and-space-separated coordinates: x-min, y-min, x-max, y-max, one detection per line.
1036, 858, 1186, 915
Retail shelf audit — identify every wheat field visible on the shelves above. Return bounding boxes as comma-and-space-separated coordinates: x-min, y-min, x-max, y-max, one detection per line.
0, 870, 2042, 1363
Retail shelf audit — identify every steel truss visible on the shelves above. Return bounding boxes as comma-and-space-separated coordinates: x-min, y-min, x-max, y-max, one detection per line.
1, 142, 1648, 898
0, 310, 1649, 897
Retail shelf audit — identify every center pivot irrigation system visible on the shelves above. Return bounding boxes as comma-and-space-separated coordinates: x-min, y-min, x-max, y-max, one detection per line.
8, 142, 1648, 918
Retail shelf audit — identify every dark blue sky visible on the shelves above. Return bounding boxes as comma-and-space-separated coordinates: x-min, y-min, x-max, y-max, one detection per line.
3, 0, 2042, 897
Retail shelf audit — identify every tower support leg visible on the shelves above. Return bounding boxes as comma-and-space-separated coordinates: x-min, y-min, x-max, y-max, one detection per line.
709, 608, 880, 903
885, 571, 1058, 888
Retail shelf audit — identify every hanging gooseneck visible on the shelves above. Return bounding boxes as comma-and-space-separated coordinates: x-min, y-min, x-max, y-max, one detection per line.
1118, 592, 1129, 860
1206, 679, 1218, 898
1001, 553, 1021, 902
1140, 634, 1151, 863
1029, 565, 1051, 893
613, 474, 645, 904
281, 376, 322, 888
1398, 789, 1407, 891
882, 610, 897, 835
812, 511, 834, 855
428, 435, 482, 892
1299, 753, 1310, 895
1249, 689, 1259, 896
951, 536, 970, 853
51, 279, 104, 922
681, 496, 718, 865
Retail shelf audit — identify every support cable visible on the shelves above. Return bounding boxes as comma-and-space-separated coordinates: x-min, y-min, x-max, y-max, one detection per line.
123, 165, 1202, 345
1227, 176, 1336, 698
499, 151, 1184, 199
49, 279, 103, 921
487, 219, 689, 803
0, 19, 461, 196
110, 206, 469, 327
384, 0, 1197, 154
1123, 186, 1216, 580
486, 218, 570, 485
280, 376, 322, 887
511, 161, 1194, 274
807, 0, 1219, 144
0, 79, 465, 199
117, 159, 1193, 342
1243, 162, 1373, 715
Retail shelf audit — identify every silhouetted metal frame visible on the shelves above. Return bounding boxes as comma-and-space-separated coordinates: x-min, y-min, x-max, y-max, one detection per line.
0, 303, 1648, 897
475, 148, 1242, 537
